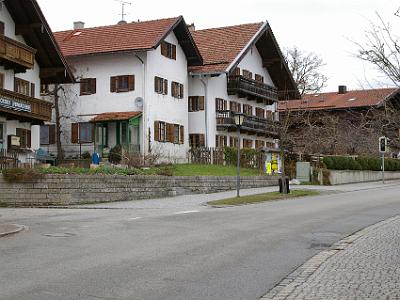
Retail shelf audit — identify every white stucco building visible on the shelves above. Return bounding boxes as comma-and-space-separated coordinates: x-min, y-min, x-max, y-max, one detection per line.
0, 0, 73, 164
50, 17, 299, 162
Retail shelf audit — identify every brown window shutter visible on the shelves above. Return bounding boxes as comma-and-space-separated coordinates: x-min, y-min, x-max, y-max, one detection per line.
27, 130, 31, 148
179, 126, 184, 144
234, 67, 241, 76
166, 123, 174, 143
80, 80, 85, 95
154, 77, 159, 93
199, 134, 205, 147
110, 77, 117, 93
128, 75, 135, 91
172, 44, 177, 60
0, 73, 4, 89
163, 79, 168, 95
90, 78, 96, 94
179, 84, 184, 99
49, 125, 56, 145
154, 121, 160, 141
188, 97, 193, 112
30, 83, 35, 98
14, 78, 18, 93
171, 82, 175, 97
71, 123, 79, 143
0, 22, 4, 35
161, 41, 167, 56
199, 96, 205, 111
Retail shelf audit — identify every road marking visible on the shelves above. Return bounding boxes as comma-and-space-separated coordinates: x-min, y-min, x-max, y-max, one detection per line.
174, 210, 200, 215
129, 217, 142, 221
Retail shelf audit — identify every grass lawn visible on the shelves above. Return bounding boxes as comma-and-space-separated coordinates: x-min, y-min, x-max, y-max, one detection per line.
207, 189, 320, 206
172, 164, 263, 177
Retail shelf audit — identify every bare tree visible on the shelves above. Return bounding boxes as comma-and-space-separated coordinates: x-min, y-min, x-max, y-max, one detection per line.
284, 46, 328, 96
355, 14, 400, 86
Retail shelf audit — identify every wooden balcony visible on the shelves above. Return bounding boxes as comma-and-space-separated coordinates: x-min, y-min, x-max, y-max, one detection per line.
0, 89, 52, 122
227, 75, 278, 104
216, 110, 278, 137
0, 35, 36, 72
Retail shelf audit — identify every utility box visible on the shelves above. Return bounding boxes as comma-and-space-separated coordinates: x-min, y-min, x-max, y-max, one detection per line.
296, 162, 311, 182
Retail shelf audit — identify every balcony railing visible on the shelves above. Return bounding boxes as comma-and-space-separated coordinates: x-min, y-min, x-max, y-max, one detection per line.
216, 110, 277, 137
0, 89, 52, 121
227, 75, 278, 103
0, 35, 36, 71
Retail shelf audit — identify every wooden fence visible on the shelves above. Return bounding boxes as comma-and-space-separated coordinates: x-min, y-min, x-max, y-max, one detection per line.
0, 150, 19, 170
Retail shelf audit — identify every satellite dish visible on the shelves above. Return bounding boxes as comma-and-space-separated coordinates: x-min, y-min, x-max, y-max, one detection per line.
135, 97, 144, 108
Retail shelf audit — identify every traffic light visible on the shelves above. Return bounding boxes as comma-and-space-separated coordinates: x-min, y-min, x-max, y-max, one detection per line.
379, 137, 387, 153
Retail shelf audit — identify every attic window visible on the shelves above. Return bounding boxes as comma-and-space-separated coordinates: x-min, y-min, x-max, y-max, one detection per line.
73, 31, 82, 36
348, 98, 357, 101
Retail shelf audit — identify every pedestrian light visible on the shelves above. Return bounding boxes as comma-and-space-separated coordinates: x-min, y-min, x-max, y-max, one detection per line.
379, 136, 387, 153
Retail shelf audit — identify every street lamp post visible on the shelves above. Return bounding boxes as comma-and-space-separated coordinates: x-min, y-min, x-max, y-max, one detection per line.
234, 113, 246, 198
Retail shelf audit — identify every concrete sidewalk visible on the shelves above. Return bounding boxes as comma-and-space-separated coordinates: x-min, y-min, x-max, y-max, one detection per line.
0, 224, 24, 237
262, 215, 400, 299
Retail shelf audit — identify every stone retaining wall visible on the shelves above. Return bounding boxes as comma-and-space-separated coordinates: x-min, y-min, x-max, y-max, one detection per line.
0, 175, 277, 206
328, 170, 400, 185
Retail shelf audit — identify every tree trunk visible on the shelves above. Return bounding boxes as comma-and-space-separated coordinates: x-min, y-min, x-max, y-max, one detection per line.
54, 85, 64, 162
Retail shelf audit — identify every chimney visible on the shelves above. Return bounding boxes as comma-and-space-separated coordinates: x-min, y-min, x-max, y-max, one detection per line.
73, 21, 85, 30
187, 23, 195, 32
338, 85, 347, 94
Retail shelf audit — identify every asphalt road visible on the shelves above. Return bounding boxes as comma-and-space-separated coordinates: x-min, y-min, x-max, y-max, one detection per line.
1, 182, 400, 300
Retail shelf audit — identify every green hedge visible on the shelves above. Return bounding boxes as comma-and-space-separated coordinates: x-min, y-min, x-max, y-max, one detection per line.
323, 156, 400, 171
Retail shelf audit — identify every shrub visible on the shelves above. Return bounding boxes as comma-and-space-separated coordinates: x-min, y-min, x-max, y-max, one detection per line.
2, 168, 45, 183
323, 155, 400, 172
223, 147, 260, 168
109, 144, 122, 164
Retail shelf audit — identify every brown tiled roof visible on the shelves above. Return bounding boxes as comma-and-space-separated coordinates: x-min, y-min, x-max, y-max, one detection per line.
90, 111, 142, 123
279, 88, 399, 112
54, 17, 180, 57
189, 22, 263, 74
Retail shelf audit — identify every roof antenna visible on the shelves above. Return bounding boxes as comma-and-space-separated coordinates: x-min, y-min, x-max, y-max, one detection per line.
114, 0, 132, 24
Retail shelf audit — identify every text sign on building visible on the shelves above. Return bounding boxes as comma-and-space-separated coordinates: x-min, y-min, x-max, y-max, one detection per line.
0, 97, 32, 113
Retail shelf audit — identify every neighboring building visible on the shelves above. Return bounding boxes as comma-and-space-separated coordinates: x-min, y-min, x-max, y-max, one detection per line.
279, 86, 400, 156
188, 22, 299, 150
53, 17, 202, 162
51, 17, 299, 162
0, 0, 73, 163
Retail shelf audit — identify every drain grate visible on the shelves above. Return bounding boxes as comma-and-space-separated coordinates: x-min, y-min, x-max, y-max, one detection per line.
42, 233, 76, 238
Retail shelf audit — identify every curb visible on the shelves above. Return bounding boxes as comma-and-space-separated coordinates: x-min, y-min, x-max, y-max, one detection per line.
260, 215, 400, 300
0, 224, 25, 237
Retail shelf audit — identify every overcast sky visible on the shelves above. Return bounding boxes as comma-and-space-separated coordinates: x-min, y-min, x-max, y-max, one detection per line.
37, 0, 400, 92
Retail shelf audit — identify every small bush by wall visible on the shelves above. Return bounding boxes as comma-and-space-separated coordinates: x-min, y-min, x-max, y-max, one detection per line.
323, 156, 400, 172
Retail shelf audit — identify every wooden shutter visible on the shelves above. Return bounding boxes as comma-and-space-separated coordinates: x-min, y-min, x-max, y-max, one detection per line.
234, 67, 241, 76
30, 83, 35, 98
0, 73, 4, 89
90, 78, 96, 94
188, 97, 193, 112
27, 130, 31, 148
161, 41, 167, 57
0, 22, 4, 35
128, 75, 135, 91
49, 125, 56, 145
172, 44, 177, 60
154, 121, 160, 141
154, 77, 159, 93
199, 134, 205, 147
255, 74, 264, 83
179, 84, 184, 99
71, 123, 79, 143
110, 77, 117, 92
179, 126, 184, 144
171, 82, 176, 97
163, 79, 168, 95
166, 123, 174, 143
198, 96, 205, 111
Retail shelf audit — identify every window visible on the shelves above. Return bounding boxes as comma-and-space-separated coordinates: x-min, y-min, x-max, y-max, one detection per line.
16, 128, 31, 149
40, 84, 50, 95
154, 121, 166, 142
255, 108, 265, 118
255, 140, 265, 149
266, 111, 274, 121
154, 76, 168, 95
0, 22, 4, 35
230, 101, 241, 113
80, 78, 96, 96
189, 96, 205, 112
14, 78, 30, 96
40, 125, 56, 145
242, 69, 253, 79
216, 98, 228, 111
171, 82, 184, 99
255, 74, 264, 83
71, 122, 94, 144
243, 139, 253, 149
161, 41, 177, 60
230, 136, 238, 148
171, 124, 184, 144
110, 75, 135, 93
215, 135, 227, 148
243, 104, 253, 116
0, 73, 4, 89
189, 134, 205, 148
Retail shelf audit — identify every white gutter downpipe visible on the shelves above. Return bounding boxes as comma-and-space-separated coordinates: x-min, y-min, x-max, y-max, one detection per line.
135, 54, 146, 155
200, 76, 209, 147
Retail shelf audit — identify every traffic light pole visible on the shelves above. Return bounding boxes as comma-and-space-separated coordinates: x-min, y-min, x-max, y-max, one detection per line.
382, 153, 385, 184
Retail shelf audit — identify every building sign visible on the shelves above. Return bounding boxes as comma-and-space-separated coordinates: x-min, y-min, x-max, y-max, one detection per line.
0, 96, 31, 113
9, 135, 20, 147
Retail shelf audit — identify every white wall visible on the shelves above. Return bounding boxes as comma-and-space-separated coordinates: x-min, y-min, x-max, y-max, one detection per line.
188, 45, 277, 148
